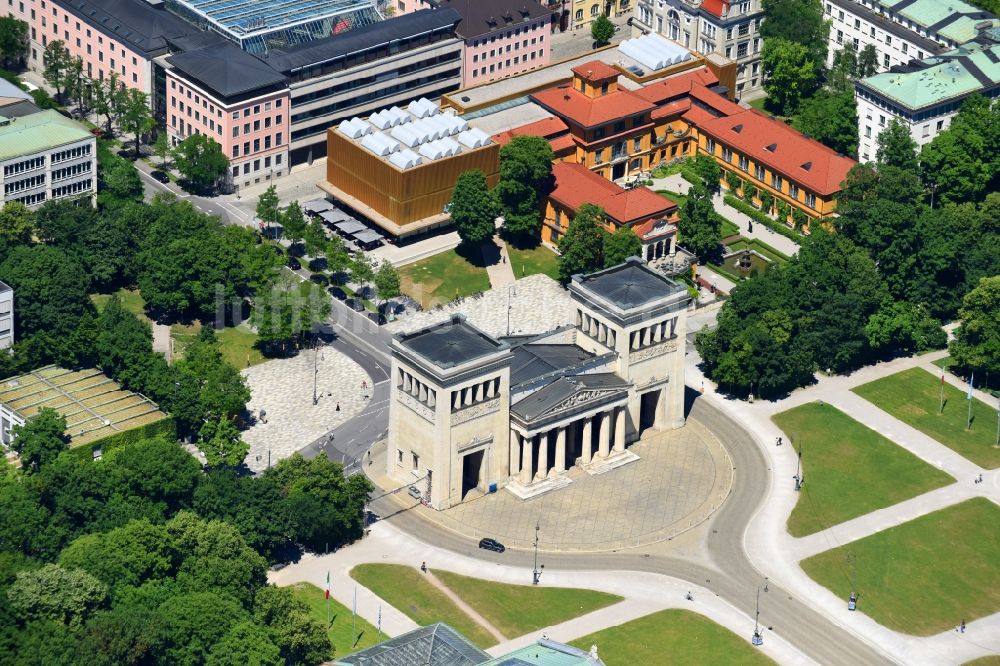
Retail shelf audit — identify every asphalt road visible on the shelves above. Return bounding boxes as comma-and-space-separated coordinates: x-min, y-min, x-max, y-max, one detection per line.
136, 158, 248, 226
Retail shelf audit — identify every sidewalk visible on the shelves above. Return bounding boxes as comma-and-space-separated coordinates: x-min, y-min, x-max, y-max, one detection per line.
482, 237, 516, 288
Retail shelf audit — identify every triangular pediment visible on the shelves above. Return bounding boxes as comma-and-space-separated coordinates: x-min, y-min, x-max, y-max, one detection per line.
511, 373, 629, 423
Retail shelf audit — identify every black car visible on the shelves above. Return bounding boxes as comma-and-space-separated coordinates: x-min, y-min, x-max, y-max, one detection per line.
367, 311, 387, 326
150, 170, 170, 184
286, 256, 301, 270
344, 298, 365, 312
327, 286, 347, 301
478, 538, 505, 553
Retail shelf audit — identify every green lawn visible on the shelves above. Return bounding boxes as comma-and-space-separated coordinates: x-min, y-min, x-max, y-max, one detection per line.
569, 609, 775, 665
398, 247, 491, 309
286, 582, 383, 658
852, 367, 1000, 468
170, 322, 265, 368
349, 564, 496, 648
431, 569, 622, 638
963, 657, 1000, 666
932, 356, 956, 370
801, 498, 1000, 635
505, 241, 560, 281
772, 403, 953, 537
90, 288, 149, 320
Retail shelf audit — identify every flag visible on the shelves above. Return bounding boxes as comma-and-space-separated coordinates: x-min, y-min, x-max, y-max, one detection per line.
967, 373, 974, 400
325, 571, 330, 600
377, 605, 382, 632
941, 374, 945, 385
352, 586, 356, 615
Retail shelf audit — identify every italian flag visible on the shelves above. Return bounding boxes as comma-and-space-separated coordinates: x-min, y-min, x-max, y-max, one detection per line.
325, 571, 331, 599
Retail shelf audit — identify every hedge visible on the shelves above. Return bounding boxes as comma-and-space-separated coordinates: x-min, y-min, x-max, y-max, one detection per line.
724, 195, 803, 244
69, 417, 177, 461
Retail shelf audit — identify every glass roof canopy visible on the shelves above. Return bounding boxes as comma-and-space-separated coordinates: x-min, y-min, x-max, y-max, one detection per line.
166, 0, 381, 55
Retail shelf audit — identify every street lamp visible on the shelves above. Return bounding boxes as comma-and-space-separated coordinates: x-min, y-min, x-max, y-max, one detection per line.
506, 285, 517, 336
532, 521, 542, 585
312, 337, 320, 406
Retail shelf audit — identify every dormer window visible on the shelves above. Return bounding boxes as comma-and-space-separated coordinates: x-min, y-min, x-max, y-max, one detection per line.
764, 142, 777, 152
732, 123, 743, 133
800, 161, 812, 171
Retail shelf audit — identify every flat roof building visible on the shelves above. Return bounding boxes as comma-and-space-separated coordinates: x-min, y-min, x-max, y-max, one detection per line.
0, 282, 12, 350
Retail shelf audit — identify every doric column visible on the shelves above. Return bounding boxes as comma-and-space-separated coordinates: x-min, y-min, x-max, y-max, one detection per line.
581, 416, 592, 464
520, 433, 533, 485
535, 433, 548, 480
598, 410, 610, 458
554, 426, 566, 474
509, 430, 521, 478
614, 406, 626, 453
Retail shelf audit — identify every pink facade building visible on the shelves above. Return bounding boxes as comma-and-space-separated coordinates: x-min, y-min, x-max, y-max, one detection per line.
165, 43, 290, 192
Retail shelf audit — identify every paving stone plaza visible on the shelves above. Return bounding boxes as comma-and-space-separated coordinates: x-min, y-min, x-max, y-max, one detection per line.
241, 347, 370, 472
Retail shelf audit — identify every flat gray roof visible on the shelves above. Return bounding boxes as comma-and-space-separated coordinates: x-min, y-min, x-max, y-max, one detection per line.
396, 315, 506, 369
573, 257, 685, 310
511, 373, 628, 421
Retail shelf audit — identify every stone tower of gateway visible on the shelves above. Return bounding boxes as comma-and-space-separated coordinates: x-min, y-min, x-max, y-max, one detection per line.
386, 258, 689, 510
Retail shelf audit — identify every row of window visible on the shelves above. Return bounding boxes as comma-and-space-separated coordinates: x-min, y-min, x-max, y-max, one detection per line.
51, 144, 91, 164
231, 153, 283, 178
706, 139, 818, 209
294, 53, 459, 106
593, 137, 643, 164
471, 50, 544, 78
3, 156, 44, 178
471, 20, 545, 48
52, 161, 91, 182
10, 191, 45, 206
52, 178, 92, 200
471, 34, 544, 62
232, 133, 283, 159
4, 174, 44, 195
826, 0, 951, 48
231, 99, 282, 120
232, 115, 283, 138
171, 80, 223, 119
170, 105, 222, 137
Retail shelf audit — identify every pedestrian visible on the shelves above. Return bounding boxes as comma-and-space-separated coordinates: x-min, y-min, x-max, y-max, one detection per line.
336, 402, 341, 412
776, 436, 783, 446
748, 221, 753, 233
978, 473, 983, 483
960, 619, 966, 633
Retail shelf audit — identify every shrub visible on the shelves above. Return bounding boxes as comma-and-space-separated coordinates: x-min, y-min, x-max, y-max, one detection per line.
725, 171, 742, 192
725, 195, 803, 243
759, 191, 774, 215
742, 184, 757, 204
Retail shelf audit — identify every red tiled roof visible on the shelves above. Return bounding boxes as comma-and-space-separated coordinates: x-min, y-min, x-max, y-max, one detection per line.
491, 116, 569, 145
681, 104, 721, 127
548, 134, 576, 153
651, 98, 692, 120
635, 68, 719, 104
696, 110, 857, 196
688, 85, 744, 116
531, 85, 655, 128
700, 0, 729, 18
633, 216, 678, 240
571, 60, 620, 82
550, 163, 675, 224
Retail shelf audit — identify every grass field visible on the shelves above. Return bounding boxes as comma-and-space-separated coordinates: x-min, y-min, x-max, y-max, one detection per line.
90, 289, 149, 320
568, 609, 775, 665
801, 498, 1000, 635
505, 241, 560, 281
349, 564, 496, 648
398, 247, 491, 309
431, 570, 622, 638
963, 657, 1000, 665
170, 322, 265, 368
772, 403, 953, 537
286, 582, 383, 658
852, 367, 1000, 468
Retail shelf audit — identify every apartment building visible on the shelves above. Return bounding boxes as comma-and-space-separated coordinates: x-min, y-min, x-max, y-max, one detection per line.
824, 0, 998, 72
0, 282, 12, 350
569, 0, 631, 31
632, 0, 765, 96
0, 109, 96, 209
855, 36, 1000, 161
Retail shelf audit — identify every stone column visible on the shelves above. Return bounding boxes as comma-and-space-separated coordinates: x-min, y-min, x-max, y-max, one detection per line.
535, 433, 548, 480
554, 426, 566, 474
581, 416, 592, 464
509, 430, 521, 478
614, 406, 626, 453
598, 410, 610, 458
520, 433, 533, 485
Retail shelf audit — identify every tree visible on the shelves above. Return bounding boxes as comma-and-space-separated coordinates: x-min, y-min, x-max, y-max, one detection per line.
602, 224, 642, 266
281, 201, 307, 244
949, 276, 1000, 376
450, 169, 498, 246
876, 119, 918, 171
117, 88, 154, 158
761, 0, 829, 67
827, 47, 859, 94
302, 217, 327, 257
58, 520, 174, 590
677, 183, 722, 263
42, 41, 71, 102
496, 136, 554, 238
0, 201, 34, 245
173, 134, 230, 193
373, 260, 401, 306
591, 14, 615, 46
206, 621, 283, 666
256, 185, 280, 231
350, 252, 375, 295
0, 244, 94, 338
199, 416, 248, 468
99, 151, 144, 202
65, 56, 85, 117
761, 38, 818, 116
10, 408, 68, 473
857, 44, 879, 77
919, 95, 999, 205
193, 471, 293, 562
793, 89, 858, 157
8, 564, 107, 628
154, 591, 247, 666
691, 153, 722, 189
91, 73, 126, 137
557, 204, 608, 282
253, 586, 331, 664
251, 279, 330, 355
152, 132, 172, 169
0, 17, 29, 69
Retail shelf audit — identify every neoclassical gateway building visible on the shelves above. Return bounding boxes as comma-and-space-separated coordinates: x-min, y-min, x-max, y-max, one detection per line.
387, 258, 689, 510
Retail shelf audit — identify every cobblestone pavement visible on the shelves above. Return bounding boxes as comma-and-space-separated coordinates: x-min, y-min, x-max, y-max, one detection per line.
241, 346, 372, 473
368, 419, 733, 552
385, 274, 575, 338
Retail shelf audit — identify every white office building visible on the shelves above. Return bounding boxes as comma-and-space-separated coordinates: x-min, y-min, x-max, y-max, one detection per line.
0, 282, 12, 350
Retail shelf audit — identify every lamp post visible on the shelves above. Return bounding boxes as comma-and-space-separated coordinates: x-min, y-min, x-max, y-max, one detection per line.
532, 521, 541, 585
312, 337, 320, 406
506, 285, 517, 336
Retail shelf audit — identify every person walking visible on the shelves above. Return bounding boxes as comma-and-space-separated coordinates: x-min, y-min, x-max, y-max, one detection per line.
960, 619, 966, 633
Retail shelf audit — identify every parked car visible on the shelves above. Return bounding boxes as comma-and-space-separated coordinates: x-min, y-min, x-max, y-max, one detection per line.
150, 170, 170, 184
286, 256, 301, 270
407, 485, 422, 500
309, 273, 329, 286
327, 286, 347, 301
367, 311, 387, 326
344, 298, 365, 313
478, 538, 505, 553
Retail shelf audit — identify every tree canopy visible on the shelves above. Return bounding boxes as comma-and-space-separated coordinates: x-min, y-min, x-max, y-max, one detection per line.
496, 136, 554, 238
10, 408, 69, 473
603, 225, 642, 267
450, 169, 498, 246
949, 276, 1000, 377
793, 89, 858, 157
557, 204, 608, 282
677, 183, 722, 263
761, 0, 829, 67
760, 38, 818, 116
590, 14, 615, 45
173, 134, 230, 193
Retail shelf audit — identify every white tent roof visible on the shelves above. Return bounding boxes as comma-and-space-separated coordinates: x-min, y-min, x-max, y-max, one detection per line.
618, 33, 692, 71
457, 128, 491, 149
389, 148, 422, 170
361, 133, 400, 156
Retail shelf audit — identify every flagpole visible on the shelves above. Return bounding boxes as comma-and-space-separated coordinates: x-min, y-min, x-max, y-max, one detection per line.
326, 571, 331, 628
994, 396, 999, 447
939, 374, 945, 415
966, 373, 974, 431
352, 585, 357, 648
377, 604, 382, 642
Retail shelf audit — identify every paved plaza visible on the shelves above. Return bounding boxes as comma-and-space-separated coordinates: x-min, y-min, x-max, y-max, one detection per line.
241, 346, 371, 472
368, 418, 733, 552
386, 274, 575, 338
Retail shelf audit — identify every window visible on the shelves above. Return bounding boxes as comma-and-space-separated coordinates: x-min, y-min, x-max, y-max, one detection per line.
738, 22, 749, 36
591, 4, 598, 15
754, 164, 765, 180
232, 112, 239, 119
721, 147, 732, 162
902, 42, 908, 54
275, 132, 282, 146
253, 139, 260, 152
232, 145, 239, 158
936, 119, 944, 130
264, 135, 271, 149
576, 9, 582, 21
243, 141, 249, 155
232, 127, 239, 138
253, 120, 260, 132
614, 121, 625, 132
737, 41, 748, 58
865, 126, 872, 138
739, 155, 749, 171
253, 105, 260, 114
726, 27, 733, 40
706, 138, 716, 153
633, 137, 641, 152
805, 193, 816, 209
838, 9, 844, 20
837, 29, 843, 44
883, 53, 890, 67
789, 183, 799, 199
922, 124, 929, 137
885, 35, 891, 46
771, 173, 783, 190
854, 18, 860, 29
